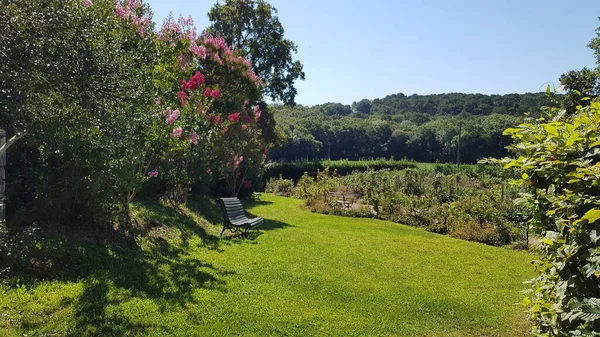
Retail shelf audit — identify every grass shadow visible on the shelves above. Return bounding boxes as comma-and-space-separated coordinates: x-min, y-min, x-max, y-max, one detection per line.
244, 199, 274, 208
0, 193, 292, 335
0, 196, 238, 335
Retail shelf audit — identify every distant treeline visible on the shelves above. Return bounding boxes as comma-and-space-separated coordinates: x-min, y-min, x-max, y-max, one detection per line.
270, 92, 553, 163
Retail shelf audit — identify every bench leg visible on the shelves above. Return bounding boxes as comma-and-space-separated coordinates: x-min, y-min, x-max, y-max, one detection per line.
220, 224, 228, 236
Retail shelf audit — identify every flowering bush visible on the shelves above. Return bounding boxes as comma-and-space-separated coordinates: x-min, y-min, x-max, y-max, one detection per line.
0, 0, 268, 223
143, 11, 267, 200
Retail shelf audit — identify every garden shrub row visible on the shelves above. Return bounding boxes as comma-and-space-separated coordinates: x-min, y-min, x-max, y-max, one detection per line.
267, 167, 526, 246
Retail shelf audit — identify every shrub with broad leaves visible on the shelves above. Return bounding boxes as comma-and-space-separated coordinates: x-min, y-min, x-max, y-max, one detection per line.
503, 100, 600, 335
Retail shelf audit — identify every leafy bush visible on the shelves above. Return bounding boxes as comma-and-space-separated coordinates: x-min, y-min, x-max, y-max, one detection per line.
265, 176, 294, 196
503, 102, 600, 335
1, 0, 157, 222
290, 166, 522, 246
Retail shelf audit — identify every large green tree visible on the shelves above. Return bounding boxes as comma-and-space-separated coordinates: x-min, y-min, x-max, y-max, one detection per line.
560, 18, 600, 113
207, 0, 304, 105
0, 0, 157, 221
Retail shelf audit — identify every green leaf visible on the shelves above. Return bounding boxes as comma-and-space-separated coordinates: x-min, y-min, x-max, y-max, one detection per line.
542, 123, 559, 136
582, 209, 600, 223
542, 238, 555, 245
503, 128, 521, 136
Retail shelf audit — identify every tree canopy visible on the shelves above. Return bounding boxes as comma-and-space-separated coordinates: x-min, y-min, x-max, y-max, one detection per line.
560, 17, 600, 112
271, 92, 552, 163
207, 0, 305, 105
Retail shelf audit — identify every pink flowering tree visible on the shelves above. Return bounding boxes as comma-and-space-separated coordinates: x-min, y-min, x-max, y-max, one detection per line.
145, 13, 266, 201
1, 0, 269, 223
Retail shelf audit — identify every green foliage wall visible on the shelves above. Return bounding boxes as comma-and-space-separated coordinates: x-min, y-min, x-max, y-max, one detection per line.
0, 0, 157, 221
504, 103, 600, 335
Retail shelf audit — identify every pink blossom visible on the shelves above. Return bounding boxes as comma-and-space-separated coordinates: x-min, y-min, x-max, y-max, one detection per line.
203, 88, 212, 97
211, 88, 220, 99
227, 112, 240, 123
181, 71, 205, 91
165, 108, 180, 124
154, 97, 161, 105
178, 15, 194, 27
213, 115, 222, 126
126, 0, 142, 10
206, 168, 211, 174
115, 3, 129, 19
159, 14, 183, 41
177, 90, 188, 106
82, 0, 93, 7
189, 40, 206, 59
253, 105, 262, 119
189, 132, 199, 145
242, 124, 248, 130
148, 170, 158, 178
185, 27, 198, 41
243, 113, 252, 123
235, 155, 244, 167
213, 53, 223, 65
203, 34, 230, 51
171, 127, 183, 138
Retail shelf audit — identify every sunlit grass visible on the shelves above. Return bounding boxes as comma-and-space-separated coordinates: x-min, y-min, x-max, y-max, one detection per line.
0, 194, 534, 336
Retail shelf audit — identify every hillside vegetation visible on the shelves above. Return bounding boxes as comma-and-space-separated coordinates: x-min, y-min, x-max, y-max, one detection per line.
271, 92, 553, 163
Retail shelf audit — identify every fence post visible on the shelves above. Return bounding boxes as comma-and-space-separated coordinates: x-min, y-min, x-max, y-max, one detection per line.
0, 128, 5, 228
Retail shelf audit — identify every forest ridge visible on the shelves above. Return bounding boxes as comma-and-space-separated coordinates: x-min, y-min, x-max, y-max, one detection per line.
271, 92, 552, 163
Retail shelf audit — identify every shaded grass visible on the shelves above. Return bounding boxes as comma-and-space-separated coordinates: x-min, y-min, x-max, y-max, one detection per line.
0, 194, 534, 336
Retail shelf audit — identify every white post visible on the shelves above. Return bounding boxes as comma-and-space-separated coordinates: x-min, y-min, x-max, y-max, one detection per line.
0, 129, 5, 227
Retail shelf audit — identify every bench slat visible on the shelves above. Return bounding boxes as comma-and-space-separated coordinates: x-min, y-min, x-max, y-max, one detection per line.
218, 197, 263, 235
226, 210, 245, 218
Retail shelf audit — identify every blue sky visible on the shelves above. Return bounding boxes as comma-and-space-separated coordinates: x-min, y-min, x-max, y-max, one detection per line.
146, 0, 600, 106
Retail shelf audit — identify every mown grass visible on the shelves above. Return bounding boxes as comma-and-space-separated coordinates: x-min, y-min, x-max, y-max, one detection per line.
0, 194, 534, 336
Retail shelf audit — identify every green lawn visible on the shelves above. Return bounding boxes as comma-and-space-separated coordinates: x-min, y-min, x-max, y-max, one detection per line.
0, 194, 534, 336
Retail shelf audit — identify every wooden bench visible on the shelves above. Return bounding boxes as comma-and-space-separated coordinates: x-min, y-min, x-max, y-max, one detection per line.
218, 197, 263, 235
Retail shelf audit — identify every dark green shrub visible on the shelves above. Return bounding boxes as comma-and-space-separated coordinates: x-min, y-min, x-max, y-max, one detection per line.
0, 0, 157, 222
